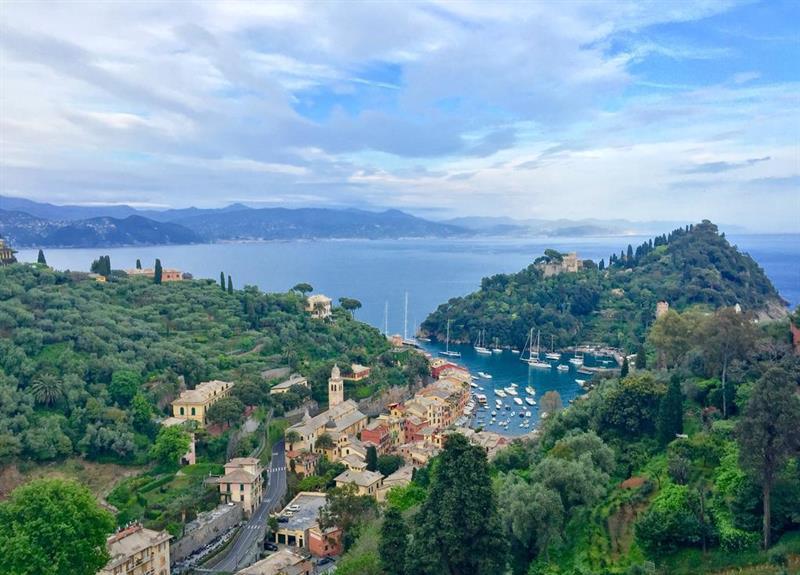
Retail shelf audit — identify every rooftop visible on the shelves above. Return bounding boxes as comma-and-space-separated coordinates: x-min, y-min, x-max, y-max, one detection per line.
278, 492, 328, 532
235, 548, 308, 575
103, 525, 170, 570
288, 399, 365, 436
173, 380, 233, 405
220, 468, 259, 484
335, 469, 383, 488
271, 375, 308, 391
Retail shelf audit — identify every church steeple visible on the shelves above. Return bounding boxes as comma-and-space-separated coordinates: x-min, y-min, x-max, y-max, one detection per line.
328, 363, 344, 408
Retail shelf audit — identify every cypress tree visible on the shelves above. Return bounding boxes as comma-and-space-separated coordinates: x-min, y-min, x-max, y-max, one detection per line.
407, 434, 507, 574
366, 445, 378, 472
380, 506, 408, 575
136, 258, 142, 270
620, 357, 629, 378
656, 378, 684, 446
220, 271, 225, 290
598, 258, 605, 271
227, 275, 233, 294
635, 346, 647, 370
154, 259, 163, 284
37, 249, 47, 265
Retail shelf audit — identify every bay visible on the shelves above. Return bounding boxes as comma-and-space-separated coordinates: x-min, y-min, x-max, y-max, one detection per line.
16, 233, 799, 436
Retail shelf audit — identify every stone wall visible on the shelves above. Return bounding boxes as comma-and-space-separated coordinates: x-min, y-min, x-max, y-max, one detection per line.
170, 503, 243, 564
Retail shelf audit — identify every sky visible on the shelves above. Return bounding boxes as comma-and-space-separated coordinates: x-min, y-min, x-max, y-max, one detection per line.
0, 1, 798, 231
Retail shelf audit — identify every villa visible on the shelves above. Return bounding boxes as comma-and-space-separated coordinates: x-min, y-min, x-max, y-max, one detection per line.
0, 237, 17, 266
171, 380, 234, 426
306, 294, 332, 319
217, 457, 264, 516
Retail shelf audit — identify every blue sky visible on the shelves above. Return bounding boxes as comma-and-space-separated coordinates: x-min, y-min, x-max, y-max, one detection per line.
0, 0, 798, 230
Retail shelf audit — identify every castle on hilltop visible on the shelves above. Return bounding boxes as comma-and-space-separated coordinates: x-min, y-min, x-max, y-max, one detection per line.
536, 252, 582, 278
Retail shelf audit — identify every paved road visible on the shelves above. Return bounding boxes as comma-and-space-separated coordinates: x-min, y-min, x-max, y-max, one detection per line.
207, 440, 287, 573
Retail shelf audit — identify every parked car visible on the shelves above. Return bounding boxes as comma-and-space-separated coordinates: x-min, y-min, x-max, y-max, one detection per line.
318, 557, 335, 565
264, 542, 278, 551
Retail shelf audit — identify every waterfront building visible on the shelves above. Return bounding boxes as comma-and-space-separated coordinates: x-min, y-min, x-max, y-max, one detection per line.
171, 380, 234, 426
99, 524, 171, 575
217, 457, 264, 516
306, 294, 332, 319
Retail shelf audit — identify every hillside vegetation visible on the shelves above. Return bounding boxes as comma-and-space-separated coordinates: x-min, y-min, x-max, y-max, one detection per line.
0, 263, 400, 467
422, 221, 785, 351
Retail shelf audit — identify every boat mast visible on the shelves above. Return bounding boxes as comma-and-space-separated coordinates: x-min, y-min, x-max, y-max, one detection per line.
403, 291, 408, 341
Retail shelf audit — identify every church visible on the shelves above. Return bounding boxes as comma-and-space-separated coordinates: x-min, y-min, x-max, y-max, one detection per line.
284, 365, 367, 464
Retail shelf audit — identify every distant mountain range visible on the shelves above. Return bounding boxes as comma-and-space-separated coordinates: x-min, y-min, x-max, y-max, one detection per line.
0, 196, 467, 247
0, 195, 749, 248
442, 216, 749, 236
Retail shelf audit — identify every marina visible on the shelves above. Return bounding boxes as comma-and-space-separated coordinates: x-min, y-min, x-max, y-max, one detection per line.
420, 339, 616, 436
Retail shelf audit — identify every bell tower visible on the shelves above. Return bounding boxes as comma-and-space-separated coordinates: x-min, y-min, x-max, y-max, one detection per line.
328, 364, 344, 408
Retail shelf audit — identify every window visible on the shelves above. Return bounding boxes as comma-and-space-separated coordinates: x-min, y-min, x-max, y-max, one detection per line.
191, 407, 196, 416
179, 407, 185, 415
240, 483, 244, 491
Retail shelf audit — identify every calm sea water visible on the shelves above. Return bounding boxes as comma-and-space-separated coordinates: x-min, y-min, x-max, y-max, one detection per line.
17, 234, 799, 435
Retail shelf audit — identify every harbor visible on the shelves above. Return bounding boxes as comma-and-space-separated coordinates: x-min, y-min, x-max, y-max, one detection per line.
419, 338, 617, 436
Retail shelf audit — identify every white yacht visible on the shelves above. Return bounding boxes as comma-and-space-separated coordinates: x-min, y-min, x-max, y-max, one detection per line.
504, 386, 518, 396
525, 386, 535, 395
521, 328, 551, 369
474, 329, 491, 355
568, 350, 584, 366
556, 364, 570, 372
439, 320, 461, 358
477, 371, 492, 379
525, 397, 536, 406
495, 389, 507, 398
545, 335, 561, 360
513, 397, 523, 406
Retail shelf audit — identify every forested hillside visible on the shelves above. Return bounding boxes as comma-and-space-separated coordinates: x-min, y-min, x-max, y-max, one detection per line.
334, 304, 800, 575
422, 221, 785, 351
0, 264, 396, 465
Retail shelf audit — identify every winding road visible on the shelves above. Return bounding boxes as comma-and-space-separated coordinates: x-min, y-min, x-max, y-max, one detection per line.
206, 439, 287, 573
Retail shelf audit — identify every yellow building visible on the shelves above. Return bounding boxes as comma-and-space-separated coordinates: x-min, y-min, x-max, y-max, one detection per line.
126, 268, 184, 281
171, 380, 234, 425
218, 457, 263, 516
334, 469, 383, 498
99, 524, 171, 575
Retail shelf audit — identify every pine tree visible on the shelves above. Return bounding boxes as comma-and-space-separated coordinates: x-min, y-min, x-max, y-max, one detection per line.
656, 378, 683, 445
738, 368, 800, 549
366, 445, 378, 472
154, 259, 163, 284
227, 275, 233, 294
620, 357, 629, 378
36, 249, 47, 265
220, 271, 225, 290
380, 506, 408, 575
136, 258, 142, 270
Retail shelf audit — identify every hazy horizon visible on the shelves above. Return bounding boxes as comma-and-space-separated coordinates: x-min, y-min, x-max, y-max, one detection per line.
1, 1, 798, 231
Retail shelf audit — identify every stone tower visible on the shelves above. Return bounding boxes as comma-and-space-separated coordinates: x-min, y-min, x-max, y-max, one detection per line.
328, 364, 344, 408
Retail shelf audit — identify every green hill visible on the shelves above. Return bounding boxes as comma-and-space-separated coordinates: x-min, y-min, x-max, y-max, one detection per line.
421, 221, 786, 351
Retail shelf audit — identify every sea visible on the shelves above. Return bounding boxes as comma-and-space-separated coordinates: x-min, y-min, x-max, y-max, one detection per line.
16, 233, 799, 436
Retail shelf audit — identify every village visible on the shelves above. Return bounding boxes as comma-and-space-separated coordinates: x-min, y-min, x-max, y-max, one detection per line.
95, 292, 510, 575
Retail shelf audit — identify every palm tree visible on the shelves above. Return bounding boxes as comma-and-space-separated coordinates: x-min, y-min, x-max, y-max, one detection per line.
285, 430, 300, 450
29, 373, 64, 406
314, 433, 335, 452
